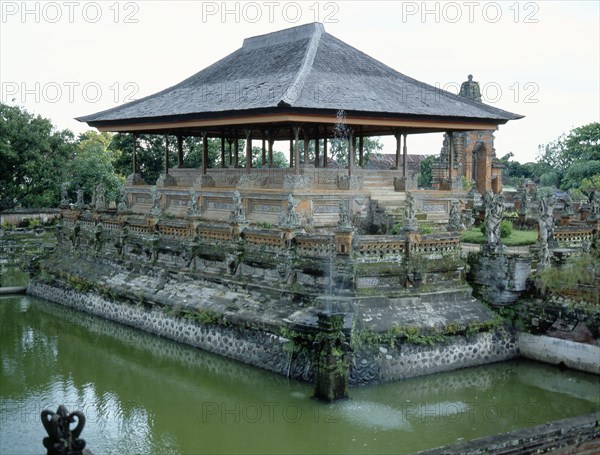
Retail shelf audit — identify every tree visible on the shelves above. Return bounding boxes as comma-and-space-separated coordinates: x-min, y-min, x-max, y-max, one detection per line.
66, 131, 124, 203
498, 152, 535, 186
417, 155, 436, 188
537, 122, 600, 189
0, 103, 75, 210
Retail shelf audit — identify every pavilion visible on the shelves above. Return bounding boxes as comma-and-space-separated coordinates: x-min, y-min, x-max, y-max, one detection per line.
78, 22, 522, 227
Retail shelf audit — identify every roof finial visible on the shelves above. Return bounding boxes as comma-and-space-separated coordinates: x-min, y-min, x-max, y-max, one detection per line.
459, 74, 482, 102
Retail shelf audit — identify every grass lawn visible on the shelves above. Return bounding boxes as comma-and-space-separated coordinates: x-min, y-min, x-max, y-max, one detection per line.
461, 227, 538, 246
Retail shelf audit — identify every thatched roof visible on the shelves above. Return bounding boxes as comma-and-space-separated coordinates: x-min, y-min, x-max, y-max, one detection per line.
78, 22, 522, 132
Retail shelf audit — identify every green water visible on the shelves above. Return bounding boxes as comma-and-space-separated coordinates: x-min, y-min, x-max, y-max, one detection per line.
1, 295, 598, 455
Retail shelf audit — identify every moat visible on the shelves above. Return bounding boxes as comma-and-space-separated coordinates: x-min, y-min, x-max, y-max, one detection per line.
1, 294, 598, 455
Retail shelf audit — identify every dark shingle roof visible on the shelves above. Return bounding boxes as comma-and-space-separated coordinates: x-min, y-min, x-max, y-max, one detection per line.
78, 22, 522, 125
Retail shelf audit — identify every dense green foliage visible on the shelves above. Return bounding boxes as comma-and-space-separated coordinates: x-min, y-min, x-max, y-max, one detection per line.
0, 104, 76, 209
417, 155, 436, 188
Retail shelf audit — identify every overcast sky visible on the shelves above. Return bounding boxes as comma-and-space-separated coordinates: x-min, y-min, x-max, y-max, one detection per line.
1, 1, 598, 163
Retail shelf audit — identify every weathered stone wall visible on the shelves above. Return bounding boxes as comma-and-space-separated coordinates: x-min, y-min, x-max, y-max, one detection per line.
351, 329, 518, 386
28, 281, 314, 382
27, 279, 519, 387
518, 333, 600, 375
418, 411, 600, 455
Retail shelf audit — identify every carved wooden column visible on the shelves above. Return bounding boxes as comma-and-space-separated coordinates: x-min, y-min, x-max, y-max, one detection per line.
234, 132, 239, 168
267, 129, 274, 167
402, 133, 408, 179
164, 134, 170, 176
348, 129, 354, 177
132, 133, 137, 174
358, 128, 364, 168
245, 128, 252, 173
303, 126, 310, 166
395, 130, 401, 170
261, 130, 266, 166
201, 131, 208, 175
293, 126, 300, 175
220, 136, 226, 168
323, 126, 328, 168
177, 134, 184, 168
315, 127, 320, 168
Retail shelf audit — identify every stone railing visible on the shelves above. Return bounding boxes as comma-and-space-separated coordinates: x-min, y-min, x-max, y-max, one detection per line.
411, 234, 461, 254
294, 234, 334, 257
354, 235, 407, 256
554, 226, 594, 247
243, 228, 285, 247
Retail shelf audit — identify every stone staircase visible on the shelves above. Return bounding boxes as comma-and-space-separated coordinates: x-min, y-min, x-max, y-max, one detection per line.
361, 174, 406, 229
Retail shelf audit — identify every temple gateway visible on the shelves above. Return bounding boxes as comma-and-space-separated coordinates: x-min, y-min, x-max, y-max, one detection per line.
78, 22, 521, 230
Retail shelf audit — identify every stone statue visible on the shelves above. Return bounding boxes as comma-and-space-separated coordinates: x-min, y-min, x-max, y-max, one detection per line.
484, 192, 504, 245
187, 188, 200, 216
115, 226, 128, 257
94, 222, 103, 253
337, 200, 352, 230
563, 192, 574, 216
95, 184, 106, 210
70, 221, 81, 248
459, 74, 482, 102
538, 193, 555, 270
280, 194, 301, 229
589, 191, 600, 220
60, 182, 70, 206
150, 187, 162, 217
41, 405, 90, 455
75, 188, 84, 208
403, 191, 417, 231
229, 190, 246, 224
117, 186, 128, 212
518, 189, 531, 215
90, 187, 96, 208
447, 200, 463, 232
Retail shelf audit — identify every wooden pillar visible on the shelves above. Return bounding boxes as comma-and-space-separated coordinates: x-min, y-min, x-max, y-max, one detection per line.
132, 133, 137, 174
315, 127, 320, 168
293, 126, 300, 175
220, 136, 226, 168
358, 129, 364, 168
289, 133, 294, 168
402, 133, 408, 179
245, 129, 252, 172
348, 129, 354, 177
395, 131, 401, 170
227, 138, 233, 168
268, 129, 274, 167
448, 132, 453, 179
323, 126, 328, 168
303, 126, 309, 165
261, 130, 266, 166
164, 134, 170, 175
201, 131, 208, 175
177, 134, 184, 168
234, 133, 239, 167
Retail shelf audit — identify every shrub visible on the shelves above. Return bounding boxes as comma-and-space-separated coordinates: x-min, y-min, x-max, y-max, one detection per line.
480, 219, 513, 238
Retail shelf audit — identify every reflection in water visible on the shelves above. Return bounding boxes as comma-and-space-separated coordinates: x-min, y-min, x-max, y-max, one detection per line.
1, 295, 599, 455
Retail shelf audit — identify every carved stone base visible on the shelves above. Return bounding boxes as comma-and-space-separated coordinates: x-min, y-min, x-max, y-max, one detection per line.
126, 173, 146, 185
283, 175, 313, 190
238, 175, 265, 189
194, 175, 215, 188
337, 175, 363, 190
393, 175, 417, 192
156, 173, 177, 187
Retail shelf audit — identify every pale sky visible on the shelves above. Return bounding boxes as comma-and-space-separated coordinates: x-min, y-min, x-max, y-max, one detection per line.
1, 1, 598, 163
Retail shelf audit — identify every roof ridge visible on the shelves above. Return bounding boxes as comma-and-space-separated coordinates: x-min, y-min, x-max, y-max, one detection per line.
278, 24, 323, 107
243, 22, 324, 50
